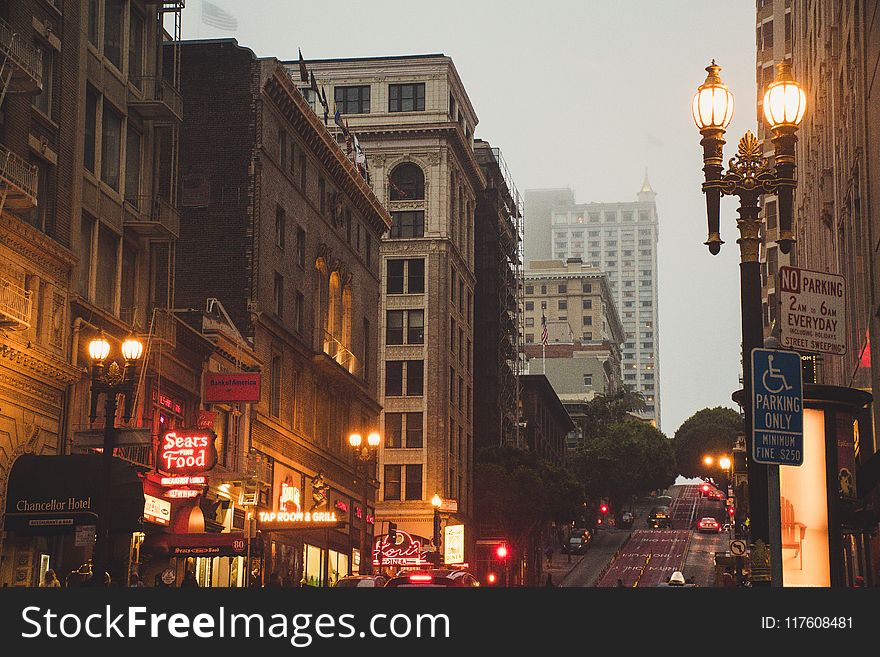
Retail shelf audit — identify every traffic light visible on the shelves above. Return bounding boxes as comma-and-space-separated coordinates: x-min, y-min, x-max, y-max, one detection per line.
487, 572, 498, 585
599, 504, 609, 514
701, 484, 710, 494
496, 544, 509, 559
387, 522, 397, 544
727, 505, 735, 517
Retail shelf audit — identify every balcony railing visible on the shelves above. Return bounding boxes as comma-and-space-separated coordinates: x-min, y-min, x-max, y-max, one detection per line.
124, 195, 180, 238
0, 276, 32, 330
0, 143, 38, 210
0, 18, 42, 94
322, 330, 362, 378
128, 76, 183, 123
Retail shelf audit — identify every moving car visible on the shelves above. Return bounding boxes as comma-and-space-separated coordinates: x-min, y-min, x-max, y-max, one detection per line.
384, 569, 480, 587
697, 517, 722, 533
333, 575, 387, 587
562, 536, 587, 555
647, 505, 672, 529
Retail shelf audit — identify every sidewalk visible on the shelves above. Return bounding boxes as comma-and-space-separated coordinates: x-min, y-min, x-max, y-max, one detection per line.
542, 550, 585, 586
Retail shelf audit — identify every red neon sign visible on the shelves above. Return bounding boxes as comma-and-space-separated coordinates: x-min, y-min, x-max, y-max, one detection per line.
159, 430, 218, 474
335, 500, 349, 513
160, 475, 206, 487
165, 488, 200, 499
372, 530, 432, 567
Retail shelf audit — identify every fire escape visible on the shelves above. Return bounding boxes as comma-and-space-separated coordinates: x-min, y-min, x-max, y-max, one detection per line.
0, 17, 42, 331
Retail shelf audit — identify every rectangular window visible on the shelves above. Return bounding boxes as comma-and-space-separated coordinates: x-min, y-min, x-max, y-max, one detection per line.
296, 227, 306, 267
88, 0, 99, 45
120, 242, 137, 316
582, 283, 592, 293
366, 234, 372, 267
95, 224, 118, 313
764, 200, 778, 230
407, 310, 424, 344
84, 87, 98, 173
390, 211, 424, 238
406, 412, 423, 448
525, 285, 534, 294
334, 85, 370, 114
385, 413, 403, 448
406, 360, 424, 396
279, 130, 288, 171
450, 367, 455, 402
101, 100, 122, 190
385, 361, 404, 396
558, 300, 567, 310
295, 291, 304, 334
129, 11, 144, 81
584, 374, 593, 386
299, 153, 307, 189
273, 273, 283, 318
407, 259, 425, 293
525, 301, 534, 311
389, 83, 425, 112
318, 177, 326, 213
387, 260, 404, 294
33, 47, 52, 116
583, 316, 592, 325
104, 0, 124, 69
558, 283, 567, 293
275, 205, 286, 248
270, 355, 282, 418
386, 310, 404, 345
362, 318, 370, 382
405, 464, 423, 500
525, 317, 534, 327
384, 465, 401, 501
124, 126, 141, 205
582, 299, 592, 309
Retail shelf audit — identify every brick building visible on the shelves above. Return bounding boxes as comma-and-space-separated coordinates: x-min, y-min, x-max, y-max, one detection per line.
177, 40, 391, 585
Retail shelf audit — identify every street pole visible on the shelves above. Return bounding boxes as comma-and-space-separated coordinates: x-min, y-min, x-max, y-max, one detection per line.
93, 392, 118, 586
360, 462, 369, 574
433, 507, 441, 567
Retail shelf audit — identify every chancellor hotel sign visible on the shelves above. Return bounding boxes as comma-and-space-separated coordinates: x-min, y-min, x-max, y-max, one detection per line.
16, 497, 92, 512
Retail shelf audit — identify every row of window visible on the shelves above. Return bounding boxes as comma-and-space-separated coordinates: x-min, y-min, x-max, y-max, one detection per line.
450, 268, 473, 323
553, 210, 653, 224
330, 83, 427, 115
525, 282, 593, 295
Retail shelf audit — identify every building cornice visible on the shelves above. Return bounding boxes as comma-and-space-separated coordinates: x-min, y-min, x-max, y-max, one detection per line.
0, 214, 77, 282
0, 340, 81, 386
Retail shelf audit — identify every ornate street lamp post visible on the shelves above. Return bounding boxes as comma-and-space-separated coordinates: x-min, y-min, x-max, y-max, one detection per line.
431, 493, 443, 567
693, 60, 805, 587
87, 333, 143, 585
349, 431, 380, 574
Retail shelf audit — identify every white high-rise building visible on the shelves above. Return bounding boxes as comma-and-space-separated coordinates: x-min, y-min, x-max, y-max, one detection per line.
546, 176, 661, 426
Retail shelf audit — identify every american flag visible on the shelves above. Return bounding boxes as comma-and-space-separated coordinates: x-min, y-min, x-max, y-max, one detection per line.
541, 313, 548, 346
202, 1, 238, 31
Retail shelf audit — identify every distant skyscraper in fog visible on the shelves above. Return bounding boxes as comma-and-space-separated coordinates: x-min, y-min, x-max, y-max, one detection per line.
523, 188, 574, 266
544, 175, 661, 426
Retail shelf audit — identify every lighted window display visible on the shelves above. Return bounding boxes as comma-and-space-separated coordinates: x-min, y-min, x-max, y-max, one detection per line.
303, 543, 325, 587
328, 549, 349, 585
779, 407, 829, 586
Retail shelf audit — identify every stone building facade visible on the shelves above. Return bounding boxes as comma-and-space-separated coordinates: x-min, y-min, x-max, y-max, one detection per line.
295, 54, 484, 562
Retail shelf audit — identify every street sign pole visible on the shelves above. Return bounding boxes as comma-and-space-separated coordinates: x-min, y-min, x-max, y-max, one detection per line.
751, 347, 804, 588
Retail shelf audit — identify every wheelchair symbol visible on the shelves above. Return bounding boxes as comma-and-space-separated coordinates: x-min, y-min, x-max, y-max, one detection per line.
762, 355, 792, 394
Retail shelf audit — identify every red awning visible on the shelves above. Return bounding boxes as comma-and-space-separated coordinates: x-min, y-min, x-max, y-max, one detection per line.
141, 531, 259, 557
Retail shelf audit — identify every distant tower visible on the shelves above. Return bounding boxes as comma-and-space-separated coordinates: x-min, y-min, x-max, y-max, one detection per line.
638, 169, 656, 204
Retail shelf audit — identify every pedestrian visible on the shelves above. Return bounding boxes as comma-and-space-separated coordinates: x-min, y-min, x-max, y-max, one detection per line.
129, 572, 144, 588
267, 572, 283, 587
545, 573, 554, 587
40, 569, 60, 588
180, 569, 199, 587
544, 545, 554, 567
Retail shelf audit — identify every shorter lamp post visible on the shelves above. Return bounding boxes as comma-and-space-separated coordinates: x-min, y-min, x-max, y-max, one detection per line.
87, 333, 144, 585
431, 494, 443, 567
349, 431, 380, 574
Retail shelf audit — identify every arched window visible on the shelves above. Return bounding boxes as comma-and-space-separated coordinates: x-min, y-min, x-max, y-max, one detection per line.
389, 163, 425, 201
328, 271, 341, 340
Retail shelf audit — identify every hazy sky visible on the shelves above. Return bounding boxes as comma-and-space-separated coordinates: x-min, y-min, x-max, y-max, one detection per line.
179, 0, 758, 435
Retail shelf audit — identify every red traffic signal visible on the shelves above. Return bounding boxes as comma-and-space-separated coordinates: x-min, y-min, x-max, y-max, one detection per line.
727, 506, 735, 516
487, 573, 497, 584
599, 504, 609, 514
701, 484, 710, 493
496, 545, 509, 559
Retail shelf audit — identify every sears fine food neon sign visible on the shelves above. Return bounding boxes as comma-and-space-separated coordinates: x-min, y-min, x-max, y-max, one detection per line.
159, 430, 218, 474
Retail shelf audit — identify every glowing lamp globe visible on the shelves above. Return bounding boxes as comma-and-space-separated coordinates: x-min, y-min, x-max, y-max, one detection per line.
719, 457, 732, 471
367, 432, 381, 447
349, 433, 362, 448
121, 336, 144, 361
692, 61, 734, 130
431, 494, 442, 509
88, 335, 111, 362
763, 62, 806, 129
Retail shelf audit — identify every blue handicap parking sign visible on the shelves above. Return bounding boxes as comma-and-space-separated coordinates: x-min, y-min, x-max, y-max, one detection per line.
751, 348, 804, 466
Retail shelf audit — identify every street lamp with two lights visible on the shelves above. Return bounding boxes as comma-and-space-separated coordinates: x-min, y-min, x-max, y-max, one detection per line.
349, 431, 380, 574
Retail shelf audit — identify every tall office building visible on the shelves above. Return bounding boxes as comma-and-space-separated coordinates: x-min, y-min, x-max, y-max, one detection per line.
523, 188, 574, 266
546, 178, 661, 425
294, 54, 483, 563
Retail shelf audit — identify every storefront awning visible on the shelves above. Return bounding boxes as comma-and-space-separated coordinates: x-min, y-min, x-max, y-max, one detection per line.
141, 531, 259, 557
3, 454, 144, 534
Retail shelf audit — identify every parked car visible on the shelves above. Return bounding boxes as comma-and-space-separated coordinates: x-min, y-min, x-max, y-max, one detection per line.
647, 505, 672, 529
697, 517, 722, 533
333, 575, 387, 588
384, 569, 480, 587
